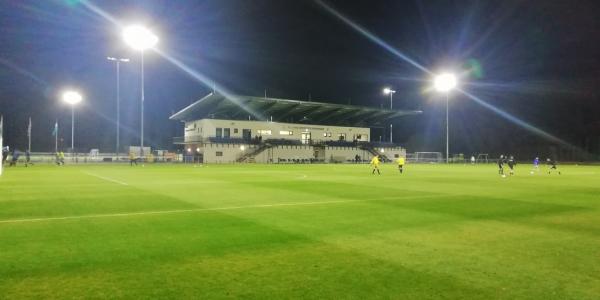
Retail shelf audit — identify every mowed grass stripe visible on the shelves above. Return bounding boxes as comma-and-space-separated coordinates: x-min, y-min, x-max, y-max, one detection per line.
0, 194, 448, 224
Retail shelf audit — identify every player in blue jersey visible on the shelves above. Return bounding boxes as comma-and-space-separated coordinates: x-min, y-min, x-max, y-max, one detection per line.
532, 157, 540, 173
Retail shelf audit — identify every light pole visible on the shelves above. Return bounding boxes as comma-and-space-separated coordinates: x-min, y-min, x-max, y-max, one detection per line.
383, 87, 396, 143
122, 24, 158, 161
107, 56, 129, 160
433, 73, 457, 163
62, 90, 83, 154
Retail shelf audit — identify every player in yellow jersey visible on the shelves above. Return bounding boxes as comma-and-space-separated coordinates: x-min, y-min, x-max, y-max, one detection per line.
397, 156, 405, 174
129, 151, 138, 166
370, 155, 381, 175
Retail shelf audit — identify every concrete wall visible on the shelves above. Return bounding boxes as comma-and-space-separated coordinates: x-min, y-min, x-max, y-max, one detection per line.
200, 143, 256, 164
324, 147, 372, 163
184, 119, 370, 144
255, 145, 314, 163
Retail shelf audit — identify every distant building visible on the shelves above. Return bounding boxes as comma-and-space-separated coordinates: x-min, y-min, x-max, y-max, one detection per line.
170, 93, 421, 163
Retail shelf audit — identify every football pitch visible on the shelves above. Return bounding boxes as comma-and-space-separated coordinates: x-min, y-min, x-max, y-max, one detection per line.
0, 163, 599, 299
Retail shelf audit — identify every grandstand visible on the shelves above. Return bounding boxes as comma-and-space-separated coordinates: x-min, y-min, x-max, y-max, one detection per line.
170, 93, 422, 163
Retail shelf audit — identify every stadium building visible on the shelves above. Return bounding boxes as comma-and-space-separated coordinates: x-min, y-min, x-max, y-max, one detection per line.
170, 93, 421, 163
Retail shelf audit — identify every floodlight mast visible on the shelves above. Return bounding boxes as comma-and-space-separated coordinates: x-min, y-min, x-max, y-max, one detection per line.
61, 90, 83, 152
122, 25, 158, 161
107, 57, 129, 160
383, 88, 396, 143
433, 73, 458, 163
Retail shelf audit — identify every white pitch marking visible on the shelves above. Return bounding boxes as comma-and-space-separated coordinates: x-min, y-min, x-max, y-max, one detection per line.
0, 194, 445, 225
82, 171, 129, 186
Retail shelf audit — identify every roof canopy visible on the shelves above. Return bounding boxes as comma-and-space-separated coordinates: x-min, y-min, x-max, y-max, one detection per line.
170, 93, 421, 127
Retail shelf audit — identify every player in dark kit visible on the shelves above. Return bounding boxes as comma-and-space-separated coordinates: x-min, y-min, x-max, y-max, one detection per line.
1, 146, 8, 165
25, 150, 32, 167
507, 156, 516, 176
546, 158, 561, 175
9, 149, 20, 167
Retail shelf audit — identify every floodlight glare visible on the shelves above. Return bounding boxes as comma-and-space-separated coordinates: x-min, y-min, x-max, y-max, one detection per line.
240, 145, 246, 151
434, 73, 457, 92
383, 87, 395, 95
122, 25, 158, 51
62, 91, 82, 105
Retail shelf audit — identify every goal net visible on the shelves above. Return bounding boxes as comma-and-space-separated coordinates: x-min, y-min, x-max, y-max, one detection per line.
409, 152, 443, 163
476, 154, 489, 164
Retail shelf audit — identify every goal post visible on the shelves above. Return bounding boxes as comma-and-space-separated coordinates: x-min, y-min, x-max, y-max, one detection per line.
408, 152, 443, 163
476, 153, 489, 164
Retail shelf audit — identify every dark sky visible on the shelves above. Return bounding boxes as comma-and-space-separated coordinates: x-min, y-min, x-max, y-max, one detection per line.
1, 0, 598, 159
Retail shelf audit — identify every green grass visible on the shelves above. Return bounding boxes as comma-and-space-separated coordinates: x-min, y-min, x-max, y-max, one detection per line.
0, 163, 599, 299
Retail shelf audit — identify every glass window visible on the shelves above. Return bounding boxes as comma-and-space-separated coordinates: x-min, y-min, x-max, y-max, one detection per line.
280, 130, 293, 135
338, 133, 346, 141
215, 128, 222, 138
234, 128, 238, 134
224, 128, 231, 138
242, 129, 251, 140
257, 130, 272, 135
216, 151, 223, 156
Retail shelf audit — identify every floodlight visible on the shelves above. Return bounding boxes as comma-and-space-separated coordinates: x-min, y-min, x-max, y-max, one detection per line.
107, 56, 130, 62
196, 147, 200, 152
122, 25, 158, 160
434, 73, 457, 92
240, 145, 246, 151
380, 148, 385, 153
187, 148, 191, 153
62, 91, 82, 105
383, 87, 395, 95
122, 25, 158, 51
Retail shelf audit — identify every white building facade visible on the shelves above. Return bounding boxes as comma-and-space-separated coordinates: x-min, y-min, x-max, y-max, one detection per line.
171, 93, 420, 164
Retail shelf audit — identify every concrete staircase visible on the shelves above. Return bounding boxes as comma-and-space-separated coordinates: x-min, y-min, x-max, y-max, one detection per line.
236, 143, 271, 163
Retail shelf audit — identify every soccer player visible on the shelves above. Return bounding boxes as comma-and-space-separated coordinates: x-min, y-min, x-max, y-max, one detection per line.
59, 151, 65, 165
9, 149, 20, 167
129, 151, 138, 166
370, 155, 381, 175
532, 157, 540, 173
1, 146, 8, 165
546, 158, 561, 175
397, 156, 405, 174
507, 155, 516, 176
497, 155, 505, 176
25, 150, 32, 167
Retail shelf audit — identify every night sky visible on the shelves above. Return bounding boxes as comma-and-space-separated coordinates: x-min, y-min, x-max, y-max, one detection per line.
1, 0, 598, 159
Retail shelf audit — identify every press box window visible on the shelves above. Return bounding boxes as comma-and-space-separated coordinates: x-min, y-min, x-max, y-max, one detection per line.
215, 128, 222, 138
279, 130, 293, 135
216, 151, 223, 156
257, 130, 272, 135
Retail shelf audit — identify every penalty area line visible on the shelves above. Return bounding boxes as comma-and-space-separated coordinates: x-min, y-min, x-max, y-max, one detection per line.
0, 194, 445, 225
82, 171, 129, 186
